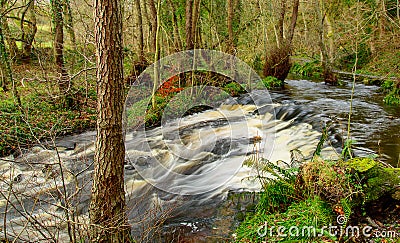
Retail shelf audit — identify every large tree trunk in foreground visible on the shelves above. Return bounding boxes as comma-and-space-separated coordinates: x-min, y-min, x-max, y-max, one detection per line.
89, 0, 132, 241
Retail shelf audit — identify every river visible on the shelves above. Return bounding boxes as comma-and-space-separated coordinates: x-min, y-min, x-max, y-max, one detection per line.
0, 78, 399, 242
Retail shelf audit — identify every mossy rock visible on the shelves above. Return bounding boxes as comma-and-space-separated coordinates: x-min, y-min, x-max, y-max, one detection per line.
345, 158, 400, 201
344, 157, 377, 172
365, 166, 400, 201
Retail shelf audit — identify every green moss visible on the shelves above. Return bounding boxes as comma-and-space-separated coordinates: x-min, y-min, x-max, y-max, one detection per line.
345, 157, 377, 172
345, 157, 400, 201
365, 166, 400, 201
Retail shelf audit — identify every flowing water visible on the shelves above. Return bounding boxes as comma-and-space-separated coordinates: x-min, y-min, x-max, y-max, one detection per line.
0, 79, 399, 242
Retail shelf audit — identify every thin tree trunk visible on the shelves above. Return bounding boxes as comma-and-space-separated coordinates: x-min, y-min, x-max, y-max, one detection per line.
287, 0, 299, 44
1, 18, 18, 59
192, 0, 201, 49
63, 0, 76, 49
21, 0, 37, 63
316, 0, 337, 84
51, 0, 70, 104
152, 0, 161, 109
148, 0, 157, 53
0, 23, 21, 105
325, 14, 334, 62
168, 0, 183, 51
277, 0, 286, 46
134, 0, 145, 60
227, 0, 234, 54
142, 0, 151, 53
90, 0, 132, 241
185, 0, 194, 49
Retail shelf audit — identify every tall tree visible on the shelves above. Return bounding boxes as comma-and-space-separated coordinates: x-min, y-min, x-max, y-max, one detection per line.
227, 0, 234, 54
148, 0, 157, 53
89, 0, 132, 241
0, 0, 20, 105
50, 0, 71, 106
21, 0, 37, 63
1, 17, 18, 59
134, 0, 145, 61
185, 0, 194, 49
316, 0, 337, 84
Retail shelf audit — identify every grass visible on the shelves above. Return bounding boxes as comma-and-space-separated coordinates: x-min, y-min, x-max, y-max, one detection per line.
235, 145, 400, 242
0, 61, 97, 157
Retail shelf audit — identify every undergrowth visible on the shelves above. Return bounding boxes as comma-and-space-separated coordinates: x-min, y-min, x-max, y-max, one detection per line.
236, 144, 400, 242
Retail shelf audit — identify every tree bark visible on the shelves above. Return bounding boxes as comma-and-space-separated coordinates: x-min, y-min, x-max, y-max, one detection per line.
89, 0, 132, 241
148, 0, 157, 53
0, 22, 21, 105
21, 0, 37, 63
168, 0, 183, 51
227, 0, 234, 54
1, 18, 18, 59
277, 0, 286, 47
287, 0, 299, 44
316, 0, 337, 85
134, 0, 145, 60
192, 0, 201, 49
185, 0, 194, 49
51, 0, 71, 104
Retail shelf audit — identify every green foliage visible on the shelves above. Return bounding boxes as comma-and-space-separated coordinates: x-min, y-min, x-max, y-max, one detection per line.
290, 60, 322, 78
261, 76, 284, 88
341, 139, 355, 159
345, 158, 400, 201
223, 82, 246, 96
337, 43, 372, 71
243, 157, 298, 214
236, 150, 400, 242
235, 197, 334, 242
379, 80, 400, 105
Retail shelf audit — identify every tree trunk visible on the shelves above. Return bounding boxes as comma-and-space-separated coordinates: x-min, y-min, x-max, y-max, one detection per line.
168, 0, 183, 51
148, 0, 157, 53
134, 0, 145, 61
21, 0, 37, 63
277, 0, 286, 47
63, 0, 76, 49
152, 0, 161, 109
185, 0, 194, 49
227, 0, 234, 54
263, 0, 299, 82
51, 0, 71, 104
89, 0, 132, 241
0, 22, 21, 105
192, 0, 201, 49
287, 0, 299, 44
1, 18, 18, 59
316, 0, 337, 85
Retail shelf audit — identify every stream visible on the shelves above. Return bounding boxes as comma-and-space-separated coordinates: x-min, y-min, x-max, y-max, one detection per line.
0, 78, 399, 242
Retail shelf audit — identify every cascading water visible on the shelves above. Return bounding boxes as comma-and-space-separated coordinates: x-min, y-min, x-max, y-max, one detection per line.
1, 77, 399, 241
